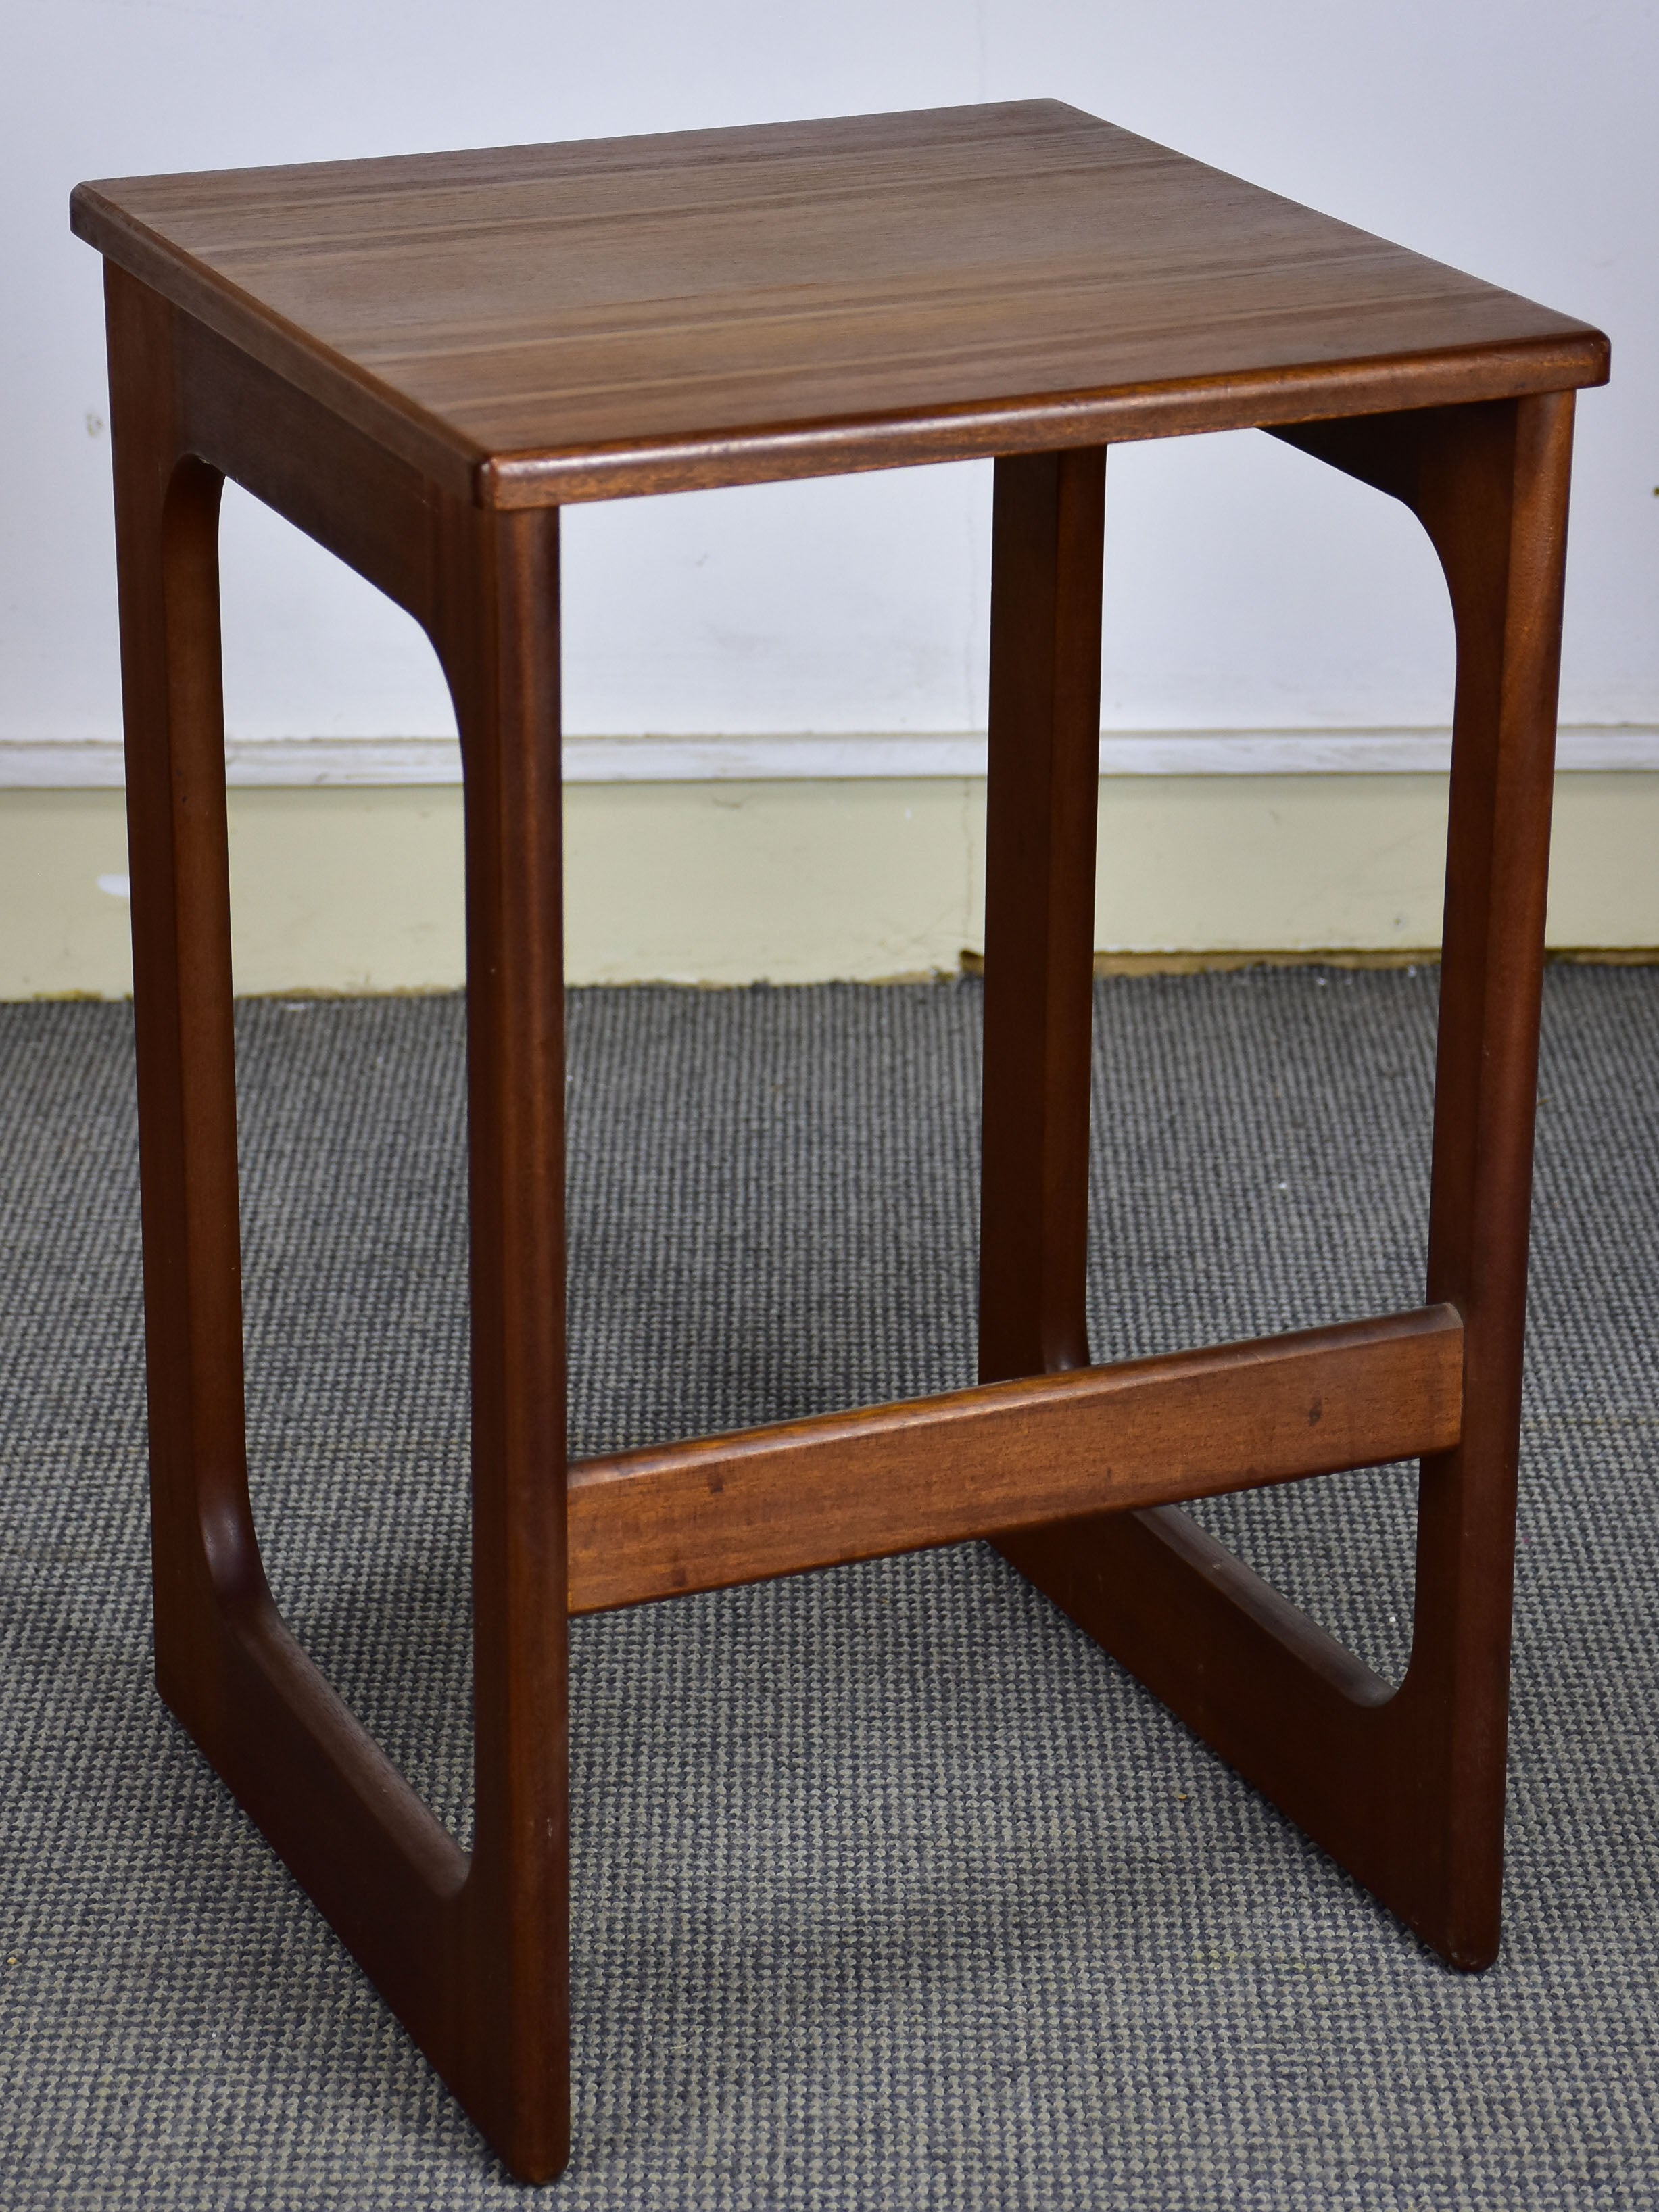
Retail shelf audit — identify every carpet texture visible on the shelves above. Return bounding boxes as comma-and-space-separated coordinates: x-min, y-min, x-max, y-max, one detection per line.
1, 969, 1655, 2208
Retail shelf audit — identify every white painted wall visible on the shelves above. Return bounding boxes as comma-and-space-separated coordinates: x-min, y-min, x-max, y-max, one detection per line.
5, 1, 1656, 750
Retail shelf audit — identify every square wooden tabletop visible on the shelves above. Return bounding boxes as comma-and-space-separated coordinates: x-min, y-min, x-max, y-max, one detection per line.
72, 100, 1607, 508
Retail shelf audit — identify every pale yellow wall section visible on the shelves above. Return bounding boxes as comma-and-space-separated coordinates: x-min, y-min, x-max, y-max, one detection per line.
1, 774, 1654, 997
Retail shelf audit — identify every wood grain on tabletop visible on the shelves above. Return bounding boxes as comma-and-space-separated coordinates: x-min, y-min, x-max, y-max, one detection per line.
70, 101, 1608, 503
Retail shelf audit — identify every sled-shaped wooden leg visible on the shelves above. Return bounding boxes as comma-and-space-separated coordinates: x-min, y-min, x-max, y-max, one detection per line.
107, 270, 572, 2180
984, 402, 1576, 1971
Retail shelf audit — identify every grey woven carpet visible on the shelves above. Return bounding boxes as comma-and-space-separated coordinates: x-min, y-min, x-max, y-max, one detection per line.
2, 969, 1656, 2208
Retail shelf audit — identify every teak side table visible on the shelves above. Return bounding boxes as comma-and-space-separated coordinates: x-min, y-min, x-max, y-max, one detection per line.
72, 101, 1608, 2183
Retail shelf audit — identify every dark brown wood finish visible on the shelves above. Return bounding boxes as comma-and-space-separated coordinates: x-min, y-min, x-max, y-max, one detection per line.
996, 391, 1578, 1971
73, 103, 1606, 507
81, 103, 1603, 2182
106, 265, 570, 2180
979, 448, 1107, 1381
569, 1307, 1462, 1614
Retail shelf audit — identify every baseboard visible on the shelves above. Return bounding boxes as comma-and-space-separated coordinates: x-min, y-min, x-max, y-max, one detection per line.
3, 726, 1657, 790
3, 773, 1657, 998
